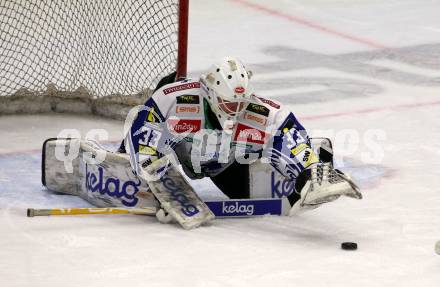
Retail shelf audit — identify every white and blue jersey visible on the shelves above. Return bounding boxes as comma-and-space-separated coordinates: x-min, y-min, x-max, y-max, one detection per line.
123, 78, 319, 200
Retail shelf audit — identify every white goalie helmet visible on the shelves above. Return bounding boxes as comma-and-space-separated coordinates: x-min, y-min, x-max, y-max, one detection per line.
200, 57, 253, 128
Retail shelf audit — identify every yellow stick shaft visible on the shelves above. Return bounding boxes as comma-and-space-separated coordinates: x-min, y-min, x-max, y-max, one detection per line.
27, 207, 157, 217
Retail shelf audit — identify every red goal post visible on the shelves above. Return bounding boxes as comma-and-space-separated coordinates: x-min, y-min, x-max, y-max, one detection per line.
177, 0, 189, 81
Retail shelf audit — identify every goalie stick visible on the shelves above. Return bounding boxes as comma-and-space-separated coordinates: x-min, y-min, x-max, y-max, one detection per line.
27, 197, 292, 219
27, 207, 156, 217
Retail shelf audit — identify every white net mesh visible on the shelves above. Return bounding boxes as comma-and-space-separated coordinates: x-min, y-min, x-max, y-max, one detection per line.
0, 0, 183, 119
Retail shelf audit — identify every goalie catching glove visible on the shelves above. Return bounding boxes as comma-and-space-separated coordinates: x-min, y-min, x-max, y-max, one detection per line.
289, 163, 362, 215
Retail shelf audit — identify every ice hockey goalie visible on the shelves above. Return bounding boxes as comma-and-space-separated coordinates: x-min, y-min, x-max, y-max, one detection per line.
42, 56, 361, 227
121, 56, 362, 211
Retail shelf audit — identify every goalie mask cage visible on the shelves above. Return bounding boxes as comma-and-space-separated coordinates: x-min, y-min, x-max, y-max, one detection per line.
0, 0, 188, 119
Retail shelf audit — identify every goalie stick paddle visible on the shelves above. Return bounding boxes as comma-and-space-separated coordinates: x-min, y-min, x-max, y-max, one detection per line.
27, 198, 291, 218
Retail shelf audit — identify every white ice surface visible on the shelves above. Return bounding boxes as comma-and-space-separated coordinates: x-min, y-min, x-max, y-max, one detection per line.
1, 1, 440, 286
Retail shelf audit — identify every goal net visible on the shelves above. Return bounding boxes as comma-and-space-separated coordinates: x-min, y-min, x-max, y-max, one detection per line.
0, 0, 188, 119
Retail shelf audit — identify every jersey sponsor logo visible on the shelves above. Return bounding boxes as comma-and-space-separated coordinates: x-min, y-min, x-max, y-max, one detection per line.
246, 103, 270, 117
290, 143, 308, 157
84, 163, 141, 207
176, 105, 200, 113
176, 95, 200, 104
163, 82, 200, 95
271, 171, 296, 198
234, 123, 266, 144
235, 86, 245, 94
299, 146, 318, 168
256, 96, 280, 109
244, 112, 267, 125
167, 119, 201, 133
160, 175, 200, 217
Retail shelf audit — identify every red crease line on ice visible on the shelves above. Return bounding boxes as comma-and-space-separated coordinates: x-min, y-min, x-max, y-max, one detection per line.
228, 0, 388, 49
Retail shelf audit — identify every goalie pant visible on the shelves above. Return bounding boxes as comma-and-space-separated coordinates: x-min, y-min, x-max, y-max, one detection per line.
119, 78, 320, 206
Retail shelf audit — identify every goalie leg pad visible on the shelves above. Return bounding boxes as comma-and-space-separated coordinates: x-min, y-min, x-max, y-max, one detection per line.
43, 138, 158, 208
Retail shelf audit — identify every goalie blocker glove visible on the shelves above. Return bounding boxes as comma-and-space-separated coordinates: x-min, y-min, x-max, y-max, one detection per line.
289, 163, 362, 215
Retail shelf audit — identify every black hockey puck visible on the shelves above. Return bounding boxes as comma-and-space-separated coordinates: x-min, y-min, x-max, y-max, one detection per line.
341, 242, 357, 250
